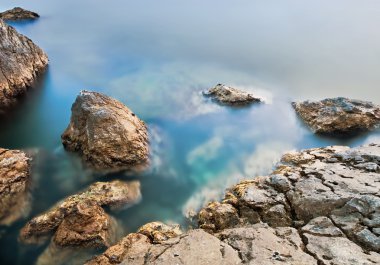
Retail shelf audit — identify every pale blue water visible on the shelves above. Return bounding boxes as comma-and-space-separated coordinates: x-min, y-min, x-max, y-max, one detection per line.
0, 1, 380, 264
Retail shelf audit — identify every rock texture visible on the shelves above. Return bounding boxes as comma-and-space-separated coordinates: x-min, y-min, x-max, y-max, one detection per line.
86, 144, 380, 265
0, 7, 39, 21
293, 97, 380, 135
203, 84, 262, 106
20, 180, 141, 245
0, 148, 32, 225
0, 19, 48, 109
61, 90, 149, 172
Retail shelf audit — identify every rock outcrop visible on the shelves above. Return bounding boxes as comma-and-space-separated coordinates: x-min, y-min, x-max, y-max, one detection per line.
20, 180, 141, 245
90, 144, 380, 265
0, 148, 32, 225
292, 97, 380, 135
0, 7, 39, 21
0, 19, 48, 110
203, 84, 262, 106
61, 90, 149, 172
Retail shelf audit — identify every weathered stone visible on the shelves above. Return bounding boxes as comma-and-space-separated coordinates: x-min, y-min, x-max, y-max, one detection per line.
0, 7, 39, 21
0, 19, 48, 110
198, 202, 240, 232
203, 84, 262, 106
301, 216, 344, 237
292, 97, 380, 135
137, 221, 182, 243
20, 180, 140, 244
0, 148, 32, 225
61, 90, 149, 172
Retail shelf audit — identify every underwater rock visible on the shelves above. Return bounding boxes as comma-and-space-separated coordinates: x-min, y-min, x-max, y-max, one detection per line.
0, 19, 48, 110
20, 180, 140, 245
0, 148, 32, 225
0, 7, 39, 21
203, 84, 262, 106
61, 90, 149, 173
292, 97, 380, 135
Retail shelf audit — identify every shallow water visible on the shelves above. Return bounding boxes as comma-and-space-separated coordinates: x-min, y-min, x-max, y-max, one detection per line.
1, 0, 380, 264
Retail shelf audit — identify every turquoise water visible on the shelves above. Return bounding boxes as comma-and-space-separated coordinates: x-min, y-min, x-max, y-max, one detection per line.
1, 0, 380, 264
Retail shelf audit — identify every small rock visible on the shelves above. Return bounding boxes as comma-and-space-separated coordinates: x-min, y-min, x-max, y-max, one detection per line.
137, 221, 182, 243
0, 7, 39, 21
203, 84, 262, 106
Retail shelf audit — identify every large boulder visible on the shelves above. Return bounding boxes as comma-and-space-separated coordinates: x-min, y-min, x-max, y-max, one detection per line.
203, 84, 262, 106
0, 19, 48, 110
292, 97, 380, 135
0, 148, 32, 225
61, 90, 149, 172
0, 7, 39, 21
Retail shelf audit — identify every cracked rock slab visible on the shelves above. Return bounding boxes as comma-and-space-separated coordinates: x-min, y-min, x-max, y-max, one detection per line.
203, 84, 262, 106
292, 97, 380, 135
61, 90, 149, 172
0, 19, 48, 110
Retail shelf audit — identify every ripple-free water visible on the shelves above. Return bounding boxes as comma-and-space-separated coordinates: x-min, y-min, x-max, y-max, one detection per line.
1, 1, 380, 264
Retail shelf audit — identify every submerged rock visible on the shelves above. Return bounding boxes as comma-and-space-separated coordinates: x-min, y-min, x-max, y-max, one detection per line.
61, 90, 149, 172
0, 7, 39, 21
0, 19, 48, 110
0, 148, 32, 225
20, 180, 141, 245
203, 84, 262, 106
292, 97, 380, 135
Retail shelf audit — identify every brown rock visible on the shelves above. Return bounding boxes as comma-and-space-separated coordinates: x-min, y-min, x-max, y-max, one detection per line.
0, 19, 48, 110
203, 84, 262, 106
292, 97, 380, 135
0, 148, 32, 225
137, 221, 182, 243
61, 90, 149, 172
0, 7, 39, 21
198, 202, 240, 232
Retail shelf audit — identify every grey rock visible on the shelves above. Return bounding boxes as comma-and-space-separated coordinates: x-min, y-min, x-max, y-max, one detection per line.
204, 84, 262, 106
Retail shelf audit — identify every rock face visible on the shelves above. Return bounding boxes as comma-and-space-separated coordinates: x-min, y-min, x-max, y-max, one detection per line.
0, 7, 39, 21
0, 148, 32, 225
61, 90, 149, 172
293, 97, 380, 135
87, 144, 380, 265
20, 180, 141, 245
203, 84, 262, 106
0, 19, 48, 110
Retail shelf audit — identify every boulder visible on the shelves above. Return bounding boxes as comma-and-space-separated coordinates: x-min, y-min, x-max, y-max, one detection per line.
0, 19, 48, 110
0, 148, 32, 225
0, 7, 39, 21
292, 97, 380, 135
203, 84, 262, 106
61, 90, 149, 172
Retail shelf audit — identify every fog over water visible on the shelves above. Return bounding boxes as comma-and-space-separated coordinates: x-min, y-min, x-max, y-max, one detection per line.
0, 1, 380, 264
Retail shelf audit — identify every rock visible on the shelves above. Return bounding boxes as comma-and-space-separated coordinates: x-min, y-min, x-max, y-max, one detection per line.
0, 19, 48, 110
0, 7, 39, 21
203, 84, 262, 106
137, 221, 182, 243
301, 216, 344, 237
0, 148, 32, 225
61, 90, 149, 172
20, 180, 140, 244
292, 97, 380, 135
198, 202, 240, 232
218, 225, 317, 264
86, 229, 241, 265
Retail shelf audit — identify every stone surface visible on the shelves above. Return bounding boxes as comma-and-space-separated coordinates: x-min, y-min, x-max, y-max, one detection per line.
0, 148, 32, 225
137, 221, 182, 243
0, 19, 48, 110
20, 180, 140, 244
203, 84, 262, 106
61, 90, 149, 172
292, 97, 380, 135
0, 7, 39, 21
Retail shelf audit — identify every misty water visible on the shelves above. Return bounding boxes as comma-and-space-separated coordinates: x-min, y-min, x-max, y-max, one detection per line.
1, 0, 380, 264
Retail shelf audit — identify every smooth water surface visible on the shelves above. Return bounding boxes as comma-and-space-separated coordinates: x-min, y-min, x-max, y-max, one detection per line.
1, 1, 380, 264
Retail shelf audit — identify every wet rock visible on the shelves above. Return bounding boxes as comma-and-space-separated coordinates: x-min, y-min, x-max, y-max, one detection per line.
0, 148, 32, 225
137, 221, 182, 243
20, 180, 140, 244
0, 7, 39, 21
0, 19, 48, 110
203, 84, 262, 106
292, 97, 380, 135
61, 90, 149, 172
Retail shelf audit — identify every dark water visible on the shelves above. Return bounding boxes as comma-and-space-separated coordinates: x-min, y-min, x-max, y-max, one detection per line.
1, 0, 380, 264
